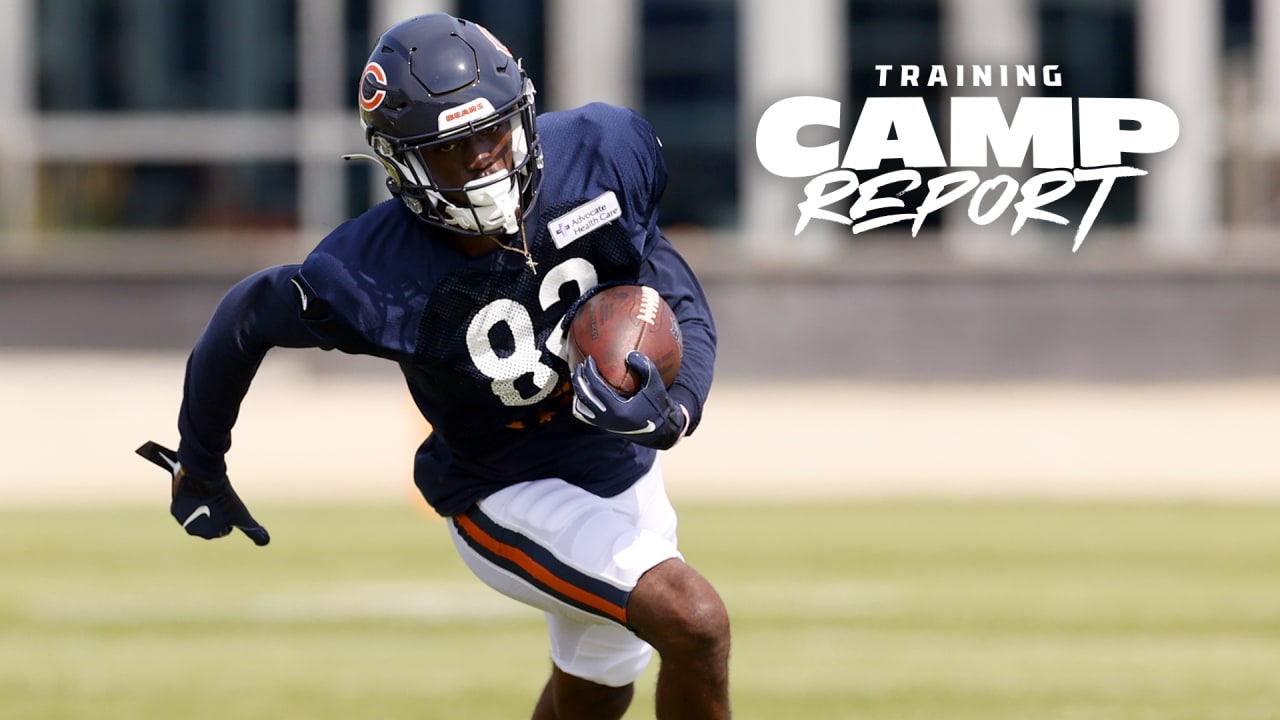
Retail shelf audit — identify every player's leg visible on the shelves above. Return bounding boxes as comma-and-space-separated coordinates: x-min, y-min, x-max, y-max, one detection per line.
531, 664, 634, 720
447, 465, 685, 718
627, 558, 731, 719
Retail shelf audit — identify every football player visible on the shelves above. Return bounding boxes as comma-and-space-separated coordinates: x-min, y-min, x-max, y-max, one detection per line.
151, 12, 727, 720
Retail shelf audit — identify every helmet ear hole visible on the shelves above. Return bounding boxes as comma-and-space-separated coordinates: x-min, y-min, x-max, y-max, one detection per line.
382, 165, 404, 195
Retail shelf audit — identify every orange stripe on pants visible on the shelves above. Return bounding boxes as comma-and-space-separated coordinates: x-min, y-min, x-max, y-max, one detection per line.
454, 513, 629, 625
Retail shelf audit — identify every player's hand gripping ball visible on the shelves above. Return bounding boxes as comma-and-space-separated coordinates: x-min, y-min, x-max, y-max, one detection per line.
565, 285, 682, 397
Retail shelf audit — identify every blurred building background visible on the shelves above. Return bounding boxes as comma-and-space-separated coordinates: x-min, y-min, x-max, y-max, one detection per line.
2, 0, 1278, 378
1, 0, 1278, 502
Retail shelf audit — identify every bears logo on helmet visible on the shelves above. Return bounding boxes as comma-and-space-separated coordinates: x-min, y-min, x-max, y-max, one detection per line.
359, 62, 387, 112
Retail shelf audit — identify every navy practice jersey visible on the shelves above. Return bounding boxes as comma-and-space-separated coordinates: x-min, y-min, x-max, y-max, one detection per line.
176, 103, 717, 516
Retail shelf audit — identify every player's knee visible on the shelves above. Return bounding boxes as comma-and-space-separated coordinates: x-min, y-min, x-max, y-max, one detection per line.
673, 587, 731, 658
630, 560, 731, 658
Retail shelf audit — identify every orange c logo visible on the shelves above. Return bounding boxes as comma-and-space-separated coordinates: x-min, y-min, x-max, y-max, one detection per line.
360, 62, 388, 112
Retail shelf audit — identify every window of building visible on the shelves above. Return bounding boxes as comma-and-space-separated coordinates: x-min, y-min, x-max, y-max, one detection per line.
846, 0, 943, 235
1039, 0, 1138, 225
641, 0, 739, 229
38, 162, 298, 230
37, 0, 298, 112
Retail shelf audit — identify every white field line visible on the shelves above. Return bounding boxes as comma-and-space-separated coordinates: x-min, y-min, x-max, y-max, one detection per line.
20, 580, 526, 624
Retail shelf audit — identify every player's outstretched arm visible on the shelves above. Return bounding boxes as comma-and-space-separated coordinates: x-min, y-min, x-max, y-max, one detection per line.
157, 265, 324, 543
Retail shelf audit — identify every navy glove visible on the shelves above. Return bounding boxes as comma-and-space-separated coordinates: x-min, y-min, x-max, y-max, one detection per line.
136, 441, 271, 546
571, 352, 689, 450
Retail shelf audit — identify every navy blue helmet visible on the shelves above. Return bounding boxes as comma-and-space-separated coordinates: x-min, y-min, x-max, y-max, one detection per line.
356, 14, 542, 235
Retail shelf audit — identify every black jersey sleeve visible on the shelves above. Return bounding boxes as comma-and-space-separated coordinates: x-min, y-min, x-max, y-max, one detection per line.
637, 233, 717, 436
176, 264, 328, 479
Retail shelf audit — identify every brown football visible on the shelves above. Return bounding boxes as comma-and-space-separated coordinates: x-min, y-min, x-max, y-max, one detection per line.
565, 285, 683, 397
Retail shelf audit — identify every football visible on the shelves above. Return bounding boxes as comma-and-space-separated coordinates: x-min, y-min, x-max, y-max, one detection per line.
565, 284, 683, 397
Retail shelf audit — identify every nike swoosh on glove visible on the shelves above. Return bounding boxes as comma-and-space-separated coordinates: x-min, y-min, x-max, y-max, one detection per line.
171, 469, 271, 546
137, 441, 270, 546
571, 352, 689, 450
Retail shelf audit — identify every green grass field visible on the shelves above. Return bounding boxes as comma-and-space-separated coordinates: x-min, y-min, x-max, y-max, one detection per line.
3, 501, 1279, 719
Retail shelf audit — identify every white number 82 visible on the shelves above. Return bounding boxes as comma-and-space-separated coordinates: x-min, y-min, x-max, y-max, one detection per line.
464, 258, 598, 407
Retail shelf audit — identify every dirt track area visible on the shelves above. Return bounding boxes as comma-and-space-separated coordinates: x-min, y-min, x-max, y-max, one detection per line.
2, 351, 1277, 507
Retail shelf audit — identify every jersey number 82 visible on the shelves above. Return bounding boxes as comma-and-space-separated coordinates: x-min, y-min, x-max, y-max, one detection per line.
464, 257, 598, 407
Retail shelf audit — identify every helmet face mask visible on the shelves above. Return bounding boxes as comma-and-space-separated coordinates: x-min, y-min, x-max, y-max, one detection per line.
358, 15, 543, 236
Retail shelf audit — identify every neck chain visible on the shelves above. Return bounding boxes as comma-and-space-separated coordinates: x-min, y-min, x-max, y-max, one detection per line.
489, 219, 539, 274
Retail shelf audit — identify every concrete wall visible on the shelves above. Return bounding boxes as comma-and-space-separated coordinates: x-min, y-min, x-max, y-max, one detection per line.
4, 263, 1279, 381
